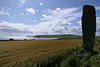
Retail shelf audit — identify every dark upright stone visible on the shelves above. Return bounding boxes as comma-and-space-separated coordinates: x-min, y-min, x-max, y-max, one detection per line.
82, 5, 96, 52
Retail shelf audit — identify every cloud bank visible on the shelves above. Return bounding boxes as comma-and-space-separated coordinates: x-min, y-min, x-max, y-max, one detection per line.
26, 8, 36, 15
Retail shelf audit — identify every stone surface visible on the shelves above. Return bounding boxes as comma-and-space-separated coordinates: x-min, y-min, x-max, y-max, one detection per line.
82, 5, 96, 52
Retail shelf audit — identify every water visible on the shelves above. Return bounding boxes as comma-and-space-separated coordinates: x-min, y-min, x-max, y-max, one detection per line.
34, 37, 58, 40
0, 36, 58, 40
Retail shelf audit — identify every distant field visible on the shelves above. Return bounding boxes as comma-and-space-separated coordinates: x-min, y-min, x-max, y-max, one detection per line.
0, 40, 82, 67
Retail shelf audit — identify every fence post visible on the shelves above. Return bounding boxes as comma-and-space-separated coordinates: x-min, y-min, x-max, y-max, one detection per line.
76, 46, 78, 55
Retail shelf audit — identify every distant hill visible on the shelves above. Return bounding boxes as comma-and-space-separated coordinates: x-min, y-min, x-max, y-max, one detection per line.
27, 34, 82, 40
34, 34, 74, 37
27, 34, 100, 40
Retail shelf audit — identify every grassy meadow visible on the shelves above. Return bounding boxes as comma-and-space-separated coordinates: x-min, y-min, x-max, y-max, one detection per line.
0, 35, 100, 67
0, 39, 82, 67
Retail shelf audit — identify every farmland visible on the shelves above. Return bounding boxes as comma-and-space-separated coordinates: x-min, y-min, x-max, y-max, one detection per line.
0, 39, 82, 67
0, 35, 100, 67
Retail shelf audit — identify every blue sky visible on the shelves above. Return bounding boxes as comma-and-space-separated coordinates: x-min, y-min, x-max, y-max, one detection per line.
0, 0, 100, 39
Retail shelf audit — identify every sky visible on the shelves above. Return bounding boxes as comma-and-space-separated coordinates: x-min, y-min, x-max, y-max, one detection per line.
0, 0, 100, 39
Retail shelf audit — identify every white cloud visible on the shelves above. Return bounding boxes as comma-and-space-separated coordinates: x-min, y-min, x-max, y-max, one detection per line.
96, 6, 100, 10
1, 6, 100, 39
0, 21, 32, 36
0, 7, 82, 38
1, 15, 100, 38
17, 0, 26, 7
0, 11, 10, 16
36, 10, 38, 12
3, 7, 100, 38
26, 8, 36, 15
2, 7, 4, 11
20, 12, 24, 15
41, 7, 81, 21
0, 21, 31, 31
40, 7, 82, 35
33, 20, 37, 22
0, 21, 33, 37
96, 17, 100, 20
37, 7, 81, 35
69, 26, 82, 35
18, 0, 26, 4
77, 20, 81, 25
96, 17, 100, 36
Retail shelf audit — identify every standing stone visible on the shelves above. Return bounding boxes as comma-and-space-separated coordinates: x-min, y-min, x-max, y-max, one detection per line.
82, 5, 96, 52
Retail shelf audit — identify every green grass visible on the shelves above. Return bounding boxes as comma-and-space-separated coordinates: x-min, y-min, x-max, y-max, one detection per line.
62, 40, 100, 67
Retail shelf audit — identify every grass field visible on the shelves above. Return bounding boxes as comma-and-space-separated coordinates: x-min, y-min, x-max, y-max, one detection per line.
0, 40, 82, 67
0, 35, 100, 67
